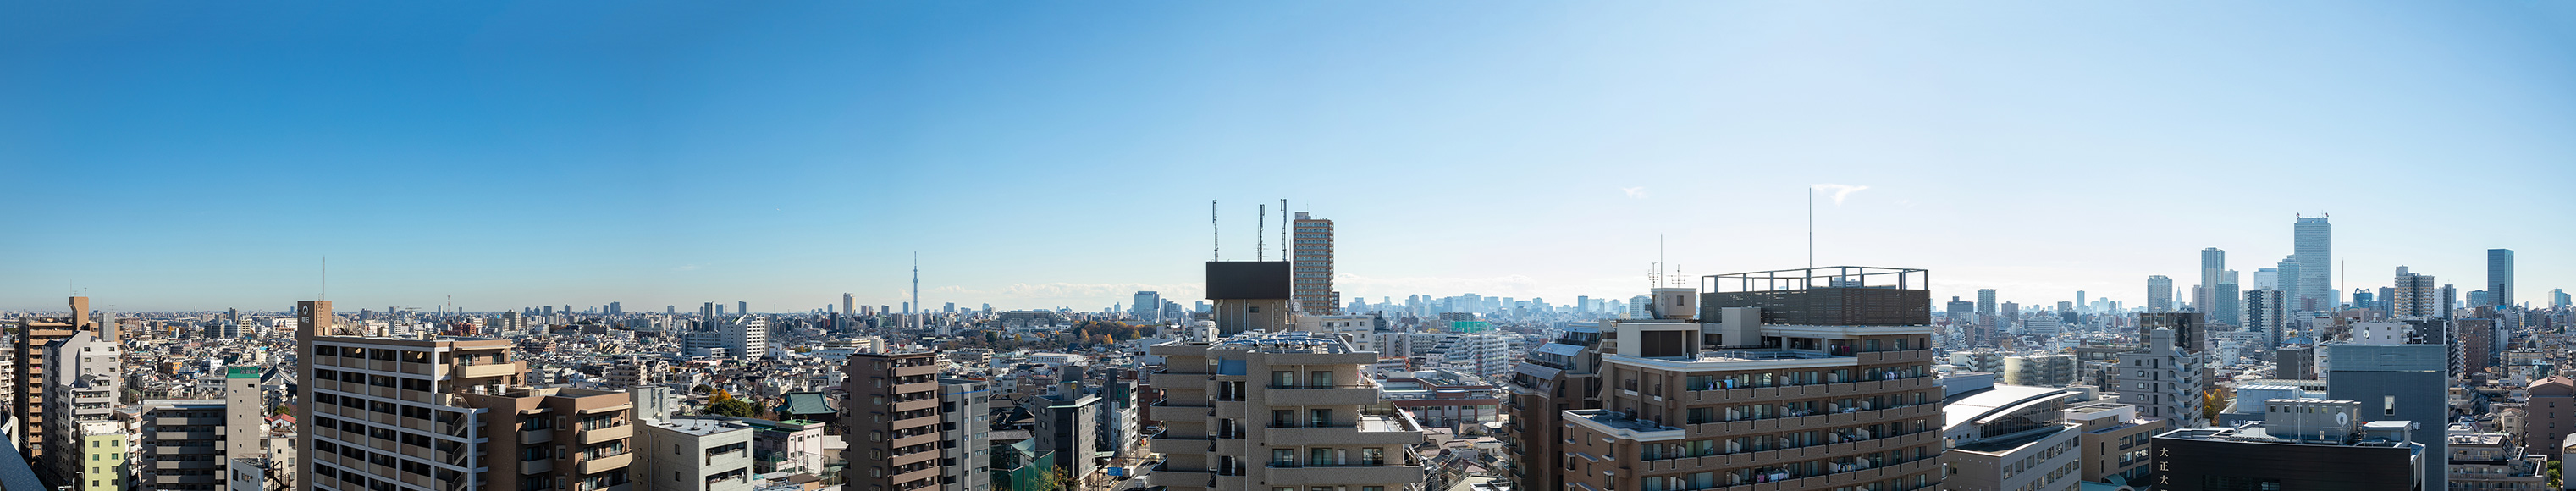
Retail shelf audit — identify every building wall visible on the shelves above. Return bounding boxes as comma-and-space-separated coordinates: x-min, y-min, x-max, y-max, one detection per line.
841, 351, 944, 491
632, 418, 754, 491
939, 379, 991, 491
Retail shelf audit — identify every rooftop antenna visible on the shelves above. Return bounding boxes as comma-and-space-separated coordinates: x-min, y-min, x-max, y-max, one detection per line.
1257, 203, 1266, 262
1648, 234, 1664, 290
1279, 198, 1289, 262
1211, 200, 1221, 261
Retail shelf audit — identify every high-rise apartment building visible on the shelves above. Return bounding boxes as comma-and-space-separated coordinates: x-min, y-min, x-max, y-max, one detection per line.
2147, 276, 2174, 312
1976, 289, 1998, 317
723, 317, 769, 360
2215, 270, 2240, 327
938, 378, 992, 491
1291, 212, 1338, 314
41, 323, 120, 488
2115, 328, 2207, 428
843, 294, 857, 319
1145, 331, 1429, 491
2394, 267, 2440, 318
841, 351, 945, 491
2292, 217, 2332, 312
2276, 257, 2304, 312
296, 300, 641, 491
15, 296, 100, 466
2486, 249, 2513, 307
2245, 290, 2286, 348
2199, 247, 2226, 316
1508, 266, 1944, 491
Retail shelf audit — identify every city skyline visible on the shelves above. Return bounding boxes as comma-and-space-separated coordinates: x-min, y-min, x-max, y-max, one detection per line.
7, 2, 2575, 311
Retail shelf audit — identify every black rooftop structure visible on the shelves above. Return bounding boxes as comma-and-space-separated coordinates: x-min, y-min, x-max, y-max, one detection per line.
1700, 266, 1931, 326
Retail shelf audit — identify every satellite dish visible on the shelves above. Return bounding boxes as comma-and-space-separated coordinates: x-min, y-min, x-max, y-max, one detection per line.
2336, 412, 2350, 425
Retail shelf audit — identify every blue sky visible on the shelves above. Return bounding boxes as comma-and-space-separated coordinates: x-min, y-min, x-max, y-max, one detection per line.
4, 2, 2573, 312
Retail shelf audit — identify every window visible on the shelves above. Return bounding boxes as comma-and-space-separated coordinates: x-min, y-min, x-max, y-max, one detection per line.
1273, 372, 1297, 388
1272, 449, 1294, 466
1310, 371, 1333, 388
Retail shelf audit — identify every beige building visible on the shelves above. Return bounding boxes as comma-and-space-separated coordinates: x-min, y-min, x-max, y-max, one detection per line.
296, 300, 638, 491
1509, 268, 1945, 491
1145, 331, 1429, 491
2062, 401, 2164, 487
16, 295, 102, 466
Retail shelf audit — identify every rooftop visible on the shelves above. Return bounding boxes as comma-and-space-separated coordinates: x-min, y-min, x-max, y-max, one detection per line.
648, 417, 753, 436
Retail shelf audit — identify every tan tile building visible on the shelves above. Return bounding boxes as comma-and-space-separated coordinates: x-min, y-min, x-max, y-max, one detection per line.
15, 296, 99, 466
1510, 268, 1945, 491
841, 351, 943, 491
1145, 331, 1429, 491
296, 300, 638, 491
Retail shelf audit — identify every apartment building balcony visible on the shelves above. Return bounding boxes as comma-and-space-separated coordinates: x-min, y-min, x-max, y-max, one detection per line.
1677, 403, 1937, 438
1262, 462, 1426, 486
1147, 463, 1213, 488
888, 430, 940, 450
456, 362, 518, 379
152, 459, 219, 470
891, 363, 940, 378
154, 417, 223, 427
1149, 371, 1211, 388
887, 466, 940, 486
1674, 376, 1934, 405
521, 429, 554, 444
155, 445, 217, 455
575, 451, 632, 474
1149, 431, 1212, 454
1635, 430, 1938, 474
576, 423, 632, 444
152, 474, 221, 485
155, 431, 218, 441
1685, 455, 1939, 491
893, 397, 938, 413
1856, 349, 1935, 365
1261, 383, 1379, 406
1263, 414, 1423, 447
1150, 401, 1214, 422
520, 459, 553, 474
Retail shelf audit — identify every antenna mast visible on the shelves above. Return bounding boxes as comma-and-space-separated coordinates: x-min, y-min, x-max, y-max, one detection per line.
1257, 203, 1266, 262
1279, 198, 1288, 261
1211, 200, 1220, 261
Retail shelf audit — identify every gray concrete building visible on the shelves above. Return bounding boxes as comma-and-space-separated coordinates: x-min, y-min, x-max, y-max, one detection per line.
2328, 343, 2450, 491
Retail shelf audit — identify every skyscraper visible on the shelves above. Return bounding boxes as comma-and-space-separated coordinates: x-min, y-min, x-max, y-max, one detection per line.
2393, 267, 2439, 318
1290, 212, 1338, 314
842, 293, 856, 319
2487, 249, 2513, 307
2215, 269, 2241, 326
1976, 288, 1997, 316
2246, 289, 2286, 347
2255, 268, 2280, 290
2199, 247, 2226, 313
2277, 257, 2304, 312
1132, 291, 1163, 320
2293, 217, 2332, 312
2147, 275, 2174, 312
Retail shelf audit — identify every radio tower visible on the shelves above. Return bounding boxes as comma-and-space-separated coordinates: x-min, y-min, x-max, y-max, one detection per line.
912, 252, 922, 332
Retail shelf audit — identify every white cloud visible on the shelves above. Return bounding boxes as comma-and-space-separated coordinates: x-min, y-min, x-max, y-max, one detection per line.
1810, 184, 1868, 205
1620, 186, 1649, 199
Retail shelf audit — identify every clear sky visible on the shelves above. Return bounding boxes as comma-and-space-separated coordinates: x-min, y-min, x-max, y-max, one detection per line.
4, 2, 2573, 312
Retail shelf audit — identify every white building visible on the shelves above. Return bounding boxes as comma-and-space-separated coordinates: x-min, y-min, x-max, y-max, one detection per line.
633, 417, 756, 491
